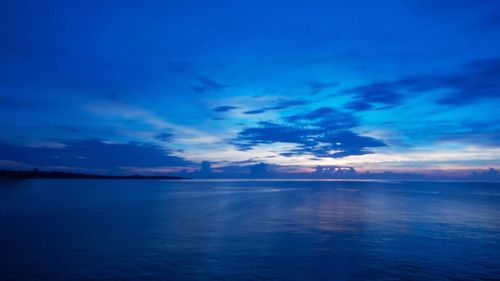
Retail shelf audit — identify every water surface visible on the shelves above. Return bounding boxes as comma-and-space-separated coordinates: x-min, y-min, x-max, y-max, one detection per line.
0, 179, 499, 280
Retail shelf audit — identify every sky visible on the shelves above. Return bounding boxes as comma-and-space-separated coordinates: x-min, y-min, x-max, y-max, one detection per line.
0, 0, 499, 177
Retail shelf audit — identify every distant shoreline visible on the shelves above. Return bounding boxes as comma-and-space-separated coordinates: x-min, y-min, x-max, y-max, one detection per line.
0, 170, 186, 180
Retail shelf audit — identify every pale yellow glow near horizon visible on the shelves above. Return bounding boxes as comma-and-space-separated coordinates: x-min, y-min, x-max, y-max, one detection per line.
176, 142, 500, 172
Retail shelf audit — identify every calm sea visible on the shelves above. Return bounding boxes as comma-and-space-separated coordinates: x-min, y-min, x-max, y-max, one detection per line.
0, 179, 499, 280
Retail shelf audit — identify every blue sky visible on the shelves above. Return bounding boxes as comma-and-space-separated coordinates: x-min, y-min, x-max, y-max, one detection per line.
1, 0, 499, 176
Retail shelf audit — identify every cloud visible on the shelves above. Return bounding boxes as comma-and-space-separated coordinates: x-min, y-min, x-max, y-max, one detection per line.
0, 139, 193, 173
235, 107, 385, 158
235, 122, 317, 150
437, 58, 500, 105
433, 120, 500, 146
344, 82, 406, 109
286, 131, 386, 158
191, 76, 226, 94
243, 99, 308, 115
343, 57, 500, 110
266, 99, 309, 110
212, 105, 239, 112
306, 80, 338, 95
286, 107, 358, 130
243, 109, 267, 115
249, 162, 270, 174
155, 132, 174, 142
344, 100, 373, 111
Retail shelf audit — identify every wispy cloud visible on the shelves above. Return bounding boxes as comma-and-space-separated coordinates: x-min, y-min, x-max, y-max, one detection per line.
191, 76, 226, 94
342, 57, 500, 110
306, 80, 338, 95
243, 99, 309, 115
212, 105, 239, 112
154, 132, 174, 142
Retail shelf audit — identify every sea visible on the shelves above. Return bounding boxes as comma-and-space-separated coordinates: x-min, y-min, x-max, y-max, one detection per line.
0, 179, 499, 280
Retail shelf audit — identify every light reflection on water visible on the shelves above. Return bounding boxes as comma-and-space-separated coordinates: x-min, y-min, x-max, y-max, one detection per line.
0, 179, 499, 280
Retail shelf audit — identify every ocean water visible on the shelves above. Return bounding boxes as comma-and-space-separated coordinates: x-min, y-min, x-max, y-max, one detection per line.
0, 179, 499, 281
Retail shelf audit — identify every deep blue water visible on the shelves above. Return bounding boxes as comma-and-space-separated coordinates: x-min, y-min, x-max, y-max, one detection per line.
0, 179, 499, 281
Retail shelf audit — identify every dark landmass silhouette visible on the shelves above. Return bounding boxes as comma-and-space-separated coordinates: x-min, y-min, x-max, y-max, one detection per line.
0, 169, 186, 180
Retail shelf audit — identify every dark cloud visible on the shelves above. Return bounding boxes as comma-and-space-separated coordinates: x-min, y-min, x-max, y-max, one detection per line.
287, 107, 358, 130
236, 122, 317, 150
312, 131, 385, 158
266, 99, 309, 110
196, 162, 276, 176
345, 100, 373, 111
0, 139, 192, 172
343, 57, 500, 110
437, 58, 500, 105
155, 132, 174, 142
278, 130, 386, 159
243, 109, 267, 115
470, 167, 500, 180
306, 80, 338, 95
213, 105, 239, 112
344, 82, 405, 109
243, 99, 308, 115
191, 76, 226, 94
249, 162, 270, 175
432, 120, 500, 146
235, 108, 385, 158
